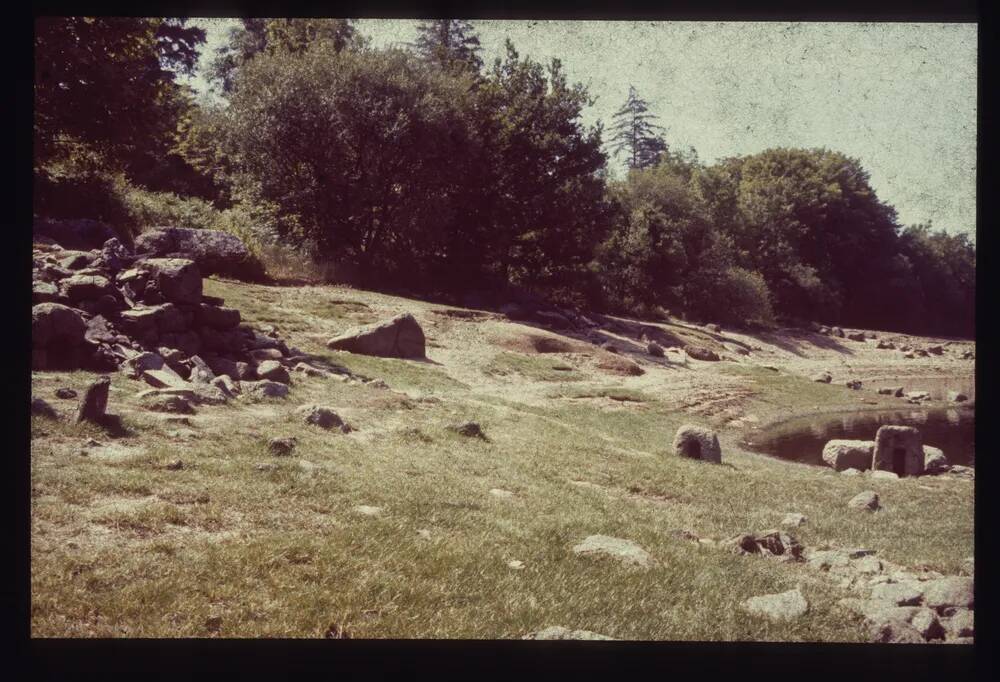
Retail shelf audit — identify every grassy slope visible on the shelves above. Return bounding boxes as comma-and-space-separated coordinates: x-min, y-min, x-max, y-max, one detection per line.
30, 279, 974, 639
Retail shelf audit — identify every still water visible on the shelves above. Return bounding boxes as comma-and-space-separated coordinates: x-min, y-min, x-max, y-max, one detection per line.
742, 407, 975, 467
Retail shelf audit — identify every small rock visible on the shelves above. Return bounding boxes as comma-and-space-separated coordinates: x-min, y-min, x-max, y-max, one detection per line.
647, 342, 665, 357
256, 359, 291, 384
741, 588, 809, 621
448, 421, 486, 439
354, 505, 383, 517
508, 560, 525, 570
241, 380, 289, 400
845, 379, 863, 390
941, 609, 974, 639
848, 491, 880, 511
165, 459, 184, 470
782, 513, 807, 528
812, 372, 833, 383
921, 577, 974, 611
54, 388, 77, 399
840, 468, 862, 476
296, 404, 351, 432
871, 582, 923, 606
947, 391, 968, 403
489, 488, 515, 499
922, 445, 949, 474
910, 607, 945, 640
416, 529, 432, 541
870, 470, 899, 481
684, 345, 720, 362
672, 424, 722, 463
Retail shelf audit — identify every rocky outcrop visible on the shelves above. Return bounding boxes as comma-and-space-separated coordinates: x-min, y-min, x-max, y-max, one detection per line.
134, 227, 264, 281
327, 313, 426, 359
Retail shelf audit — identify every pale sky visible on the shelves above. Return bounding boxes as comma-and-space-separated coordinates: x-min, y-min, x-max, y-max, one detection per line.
183, 19, 978, 237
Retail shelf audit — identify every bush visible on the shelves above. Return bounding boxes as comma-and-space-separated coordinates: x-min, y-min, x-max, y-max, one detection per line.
691, 267, 775, 327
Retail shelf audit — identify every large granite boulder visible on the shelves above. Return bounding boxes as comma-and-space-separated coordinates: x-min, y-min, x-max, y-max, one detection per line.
822, 440, 874, 471
32, 303, 88, 348
134, 227, 264, 281
327, 313, 426, 359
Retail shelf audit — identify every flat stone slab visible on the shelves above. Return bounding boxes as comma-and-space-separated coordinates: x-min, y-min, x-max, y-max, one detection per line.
489, 488, 515, 499
741, 588, 809, 621
523, 626, 615, 640
871, 582, 923, 606
572, 535, 652, 568
921, 577, 974, 610
354, 505, 383, 517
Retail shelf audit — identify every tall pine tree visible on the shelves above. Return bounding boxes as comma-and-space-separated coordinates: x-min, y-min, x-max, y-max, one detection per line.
414, 19, 483, 72
609, 86, 668, 170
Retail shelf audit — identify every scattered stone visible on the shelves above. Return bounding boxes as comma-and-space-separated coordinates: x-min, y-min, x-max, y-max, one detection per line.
75, 376, 110, 424
870, 470, 900, 481
705, 323, 720, 333
141, 394, 195, 414
489, 488, 515, 499
164, 459, 184, 471
354, 505, 383, 517
572, 535, 652, 568
210, 375, 240, 398
507, 560, 525, 570
848, 491, 880, 511
416, 529, 432, 541
782, 513, 808, 528
847, 332, 866, 342
845, 379, 863, 390
926, 345, 944, 356
31, 397, 59, 419
268, 437, 298, 456
671, 424, 722, 463
293, 362, 327, 377
876, 340, 896, 350
947, 391, 969, 403
877, 386, 905, 397
327, 313, 426, 359
831, 327, 845, 338
256, 360, 291, 384
741, 588, 809, 621
905, 391, 931, 402
920, 445, 949, 474
873, 425, 923, 477
448, 421, 486, 439
296, 404, 351, 432
811, 372, 833, 383
142, 366, 190, 390
523, 626, 615, 641
821, 440, 874, 471
54, 388, 77, 399
947, 465, 974, 480
647, 342, 664, 357
684, 345, 720, 362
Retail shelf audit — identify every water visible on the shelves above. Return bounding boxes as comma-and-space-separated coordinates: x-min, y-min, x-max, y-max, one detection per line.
742, 406, 975, 467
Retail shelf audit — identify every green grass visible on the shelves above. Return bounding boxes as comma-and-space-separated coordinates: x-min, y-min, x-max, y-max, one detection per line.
30, 279, 974, 639
482, 351, 584, 383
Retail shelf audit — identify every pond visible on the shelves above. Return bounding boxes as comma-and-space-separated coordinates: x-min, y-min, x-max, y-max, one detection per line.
742, 406, 975, 467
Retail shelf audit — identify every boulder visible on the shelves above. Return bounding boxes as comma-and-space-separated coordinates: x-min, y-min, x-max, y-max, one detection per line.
32, 280, 60, 303
256, 360, 291, 384
448, 421, 486, 439
211, 375, 240, 398
921, 577, 974, 611
741, 588, 809, 622
32, 303, 88, 348
142, 366, 190, 390
33, 218, 118, 250
873, 425, 923, 477
684, 345, 720, 362
296, 405, 351, 432
878, 386, 904, 397
941, 609, 974, 639
327, 313, 426, 359
876, 340, 896, 350
135, 258, 202, 305
821, 440, 874, 471
845, 379, 863, 390
120, 351, 165, 379
922, 446, 949, 474
647, 342, 665, 357
572, 535, 652, 568
831, 327, 845, 338
672, 424, 722, 463
184, 355, 216, 384
134, 227, 263, 280
241, 380, 289, 400
268, 437, 298, 456
848, 490, 881, 511
196, 303, 241, 330
75, 375, 110, 424
927, 345, 944, 356
847, 332, 867, 342
811, 372, 833, 383
871, 582, 923, 607
58, 274, 114, 303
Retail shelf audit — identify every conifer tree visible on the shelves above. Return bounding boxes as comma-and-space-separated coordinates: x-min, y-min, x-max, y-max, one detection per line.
609, 86, 668, 170
414, 19, 483, 72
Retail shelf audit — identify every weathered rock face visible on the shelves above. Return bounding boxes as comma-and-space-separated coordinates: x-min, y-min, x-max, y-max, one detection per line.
327, 313, 426, 359
873, 425, 924, 477
822, 440, 874, 471
672, 424, 722, 463
135, 258, 202, 305
134, 227, 264, 281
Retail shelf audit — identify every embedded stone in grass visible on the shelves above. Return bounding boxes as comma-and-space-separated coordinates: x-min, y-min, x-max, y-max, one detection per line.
256, 359, 291, 384
671, 424, 722, 463
54, 388, 77, 399
782, 513, 808, 527
840, 468, 862, 476
647, 342, 665, 357
164, 459, 184, 470
141, 394, 196, 415
416, 529, 432, 540
354, 505, 383, 517
848, 490, 880, 511
75, 375, 110, 424
489, 488, 515, 499
296, 404, 352, 432
684, 345, 719, 362
523, 626, 615, 640
811, 372, 833, 383
241, 379, 289, 400
507, 560, 525, 570
268, 437, 298, 456
870, 470, 900, 481
741, 588, 809, 622
572, 535, 652, 568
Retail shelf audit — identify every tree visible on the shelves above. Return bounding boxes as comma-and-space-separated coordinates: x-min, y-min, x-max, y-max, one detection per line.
208, 18, 361, 95
34, 17, 205, 180
414, 19, 483, 72
608, 86, 668, 170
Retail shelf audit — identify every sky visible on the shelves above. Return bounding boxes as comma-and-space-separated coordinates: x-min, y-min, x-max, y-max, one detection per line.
182, 19, 978, 238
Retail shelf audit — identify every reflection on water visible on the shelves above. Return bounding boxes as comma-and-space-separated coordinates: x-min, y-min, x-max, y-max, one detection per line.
743, 407, 975, 467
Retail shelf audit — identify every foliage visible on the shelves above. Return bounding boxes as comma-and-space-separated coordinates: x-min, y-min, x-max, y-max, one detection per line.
414, 19, 483, 72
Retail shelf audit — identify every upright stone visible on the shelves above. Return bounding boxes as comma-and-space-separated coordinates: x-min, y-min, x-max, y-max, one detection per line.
327, 313, 426, 359
873, 425, 924, 477
75, 376, 111, 423
671, 424, 722, 463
